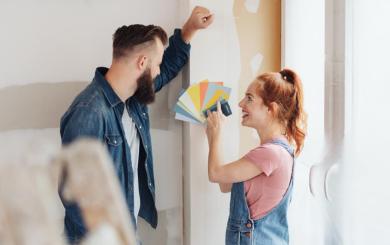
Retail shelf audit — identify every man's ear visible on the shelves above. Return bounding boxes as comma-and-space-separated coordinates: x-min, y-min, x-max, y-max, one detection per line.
136, 55, 148, 71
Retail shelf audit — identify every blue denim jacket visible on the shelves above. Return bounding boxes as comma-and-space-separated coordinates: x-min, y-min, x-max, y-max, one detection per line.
60, 29, 190, 243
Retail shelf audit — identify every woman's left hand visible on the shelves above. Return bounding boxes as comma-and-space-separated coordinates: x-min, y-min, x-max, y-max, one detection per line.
205, 101, 225, 145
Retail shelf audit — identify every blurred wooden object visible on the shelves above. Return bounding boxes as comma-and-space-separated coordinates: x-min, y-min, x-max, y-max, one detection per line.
59, 139, 137, 245
0, 139, 136, 245
0, 160, 66, 245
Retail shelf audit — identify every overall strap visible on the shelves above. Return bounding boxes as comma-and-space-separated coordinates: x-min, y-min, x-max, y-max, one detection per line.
269, 139, 295, 158
269, 138, 295, 199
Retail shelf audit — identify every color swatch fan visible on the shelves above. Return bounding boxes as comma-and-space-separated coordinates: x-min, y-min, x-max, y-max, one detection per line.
174, 80, 231, 124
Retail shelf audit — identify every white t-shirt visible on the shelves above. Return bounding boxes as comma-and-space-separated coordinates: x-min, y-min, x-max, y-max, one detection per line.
122, 108, 140, 224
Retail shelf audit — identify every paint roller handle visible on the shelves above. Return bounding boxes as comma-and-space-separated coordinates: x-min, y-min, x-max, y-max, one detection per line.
203, 100, 232, 118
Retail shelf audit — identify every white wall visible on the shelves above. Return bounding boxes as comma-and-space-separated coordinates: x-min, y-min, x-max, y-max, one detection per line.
284, 0, 390, 244
282, 0, 327, 244
0, 0, 179, 86
343, 0, 390, 244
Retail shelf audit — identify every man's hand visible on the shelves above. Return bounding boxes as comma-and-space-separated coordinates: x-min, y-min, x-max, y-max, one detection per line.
181, 6, 214, 44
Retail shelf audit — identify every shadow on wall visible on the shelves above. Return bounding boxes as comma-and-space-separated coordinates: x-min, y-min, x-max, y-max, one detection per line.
0, 80, 175, 132
149, 75, 184, 130
0, 82, 88, 132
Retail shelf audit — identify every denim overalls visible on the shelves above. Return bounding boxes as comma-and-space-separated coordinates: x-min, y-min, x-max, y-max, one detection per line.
225, 140, 294, 245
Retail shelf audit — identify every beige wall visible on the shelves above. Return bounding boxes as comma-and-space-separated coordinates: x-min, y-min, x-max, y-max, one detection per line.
184, 0, 241, 244
0, 1, 185, 244
183, 1, 281, 244
234, 0, 281, 154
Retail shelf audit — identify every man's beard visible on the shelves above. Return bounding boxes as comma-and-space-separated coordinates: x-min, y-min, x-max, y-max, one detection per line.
133, 68, 155, 105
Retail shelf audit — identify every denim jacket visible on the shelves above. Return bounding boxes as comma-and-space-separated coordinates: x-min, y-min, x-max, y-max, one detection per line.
60, 29, 190, 243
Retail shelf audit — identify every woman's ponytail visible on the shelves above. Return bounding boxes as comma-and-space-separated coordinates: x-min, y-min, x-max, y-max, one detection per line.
280, 69, 307, 155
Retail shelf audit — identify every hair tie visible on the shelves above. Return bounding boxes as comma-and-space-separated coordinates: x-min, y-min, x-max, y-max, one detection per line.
279, 70, 293, 84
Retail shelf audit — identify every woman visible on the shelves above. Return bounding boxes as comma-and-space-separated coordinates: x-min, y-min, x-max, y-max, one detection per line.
205, 69, 307, 245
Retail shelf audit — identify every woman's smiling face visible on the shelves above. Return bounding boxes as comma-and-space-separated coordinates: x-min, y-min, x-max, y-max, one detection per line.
238, 81, 272, 130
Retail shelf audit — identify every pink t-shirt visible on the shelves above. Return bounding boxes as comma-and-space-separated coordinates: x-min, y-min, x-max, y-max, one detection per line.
243, 137, 293, 220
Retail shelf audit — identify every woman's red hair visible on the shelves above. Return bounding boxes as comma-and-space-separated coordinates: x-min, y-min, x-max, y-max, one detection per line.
254, 68, 307, 155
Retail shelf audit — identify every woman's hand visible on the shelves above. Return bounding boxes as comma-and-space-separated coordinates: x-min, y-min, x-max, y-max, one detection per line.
205, 101, 225, 145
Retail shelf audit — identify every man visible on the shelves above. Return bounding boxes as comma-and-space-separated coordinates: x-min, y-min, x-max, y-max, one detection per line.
60, 6, 214, 243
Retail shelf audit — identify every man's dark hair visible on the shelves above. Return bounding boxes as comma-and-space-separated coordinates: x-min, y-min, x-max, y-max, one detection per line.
112, 24, 168, 59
